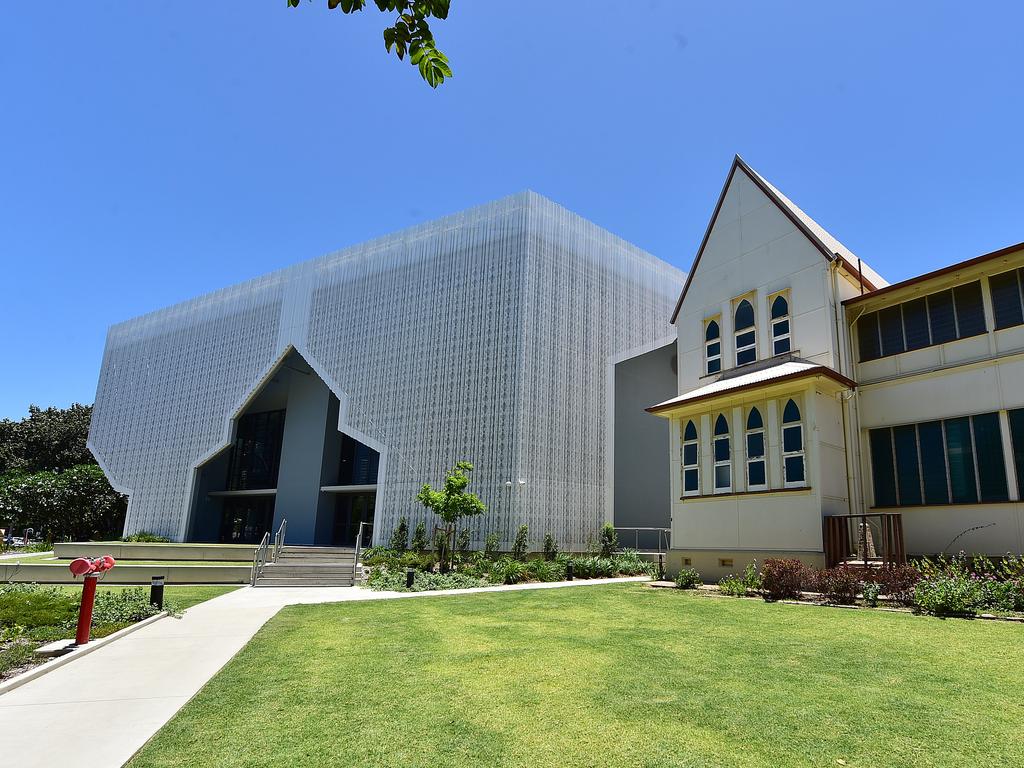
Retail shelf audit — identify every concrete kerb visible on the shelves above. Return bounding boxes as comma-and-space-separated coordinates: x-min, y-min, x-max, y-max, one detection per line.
0, 611, 169, 696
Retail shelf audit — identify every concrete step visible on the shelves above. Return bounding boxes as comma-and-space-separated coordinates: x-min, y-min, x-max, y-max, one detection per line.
261, 567, 354, 576
254, 577, 354, 587
279, 546, 356, 555
277, 554, 355, 563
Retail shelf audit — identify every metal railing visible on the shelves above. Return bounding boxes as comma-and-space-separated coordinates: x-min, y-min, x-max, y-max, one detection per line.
353, 520, 373, 573
250, 519, 287, 586
823, 513, 905, 569
613, 527, 671, 554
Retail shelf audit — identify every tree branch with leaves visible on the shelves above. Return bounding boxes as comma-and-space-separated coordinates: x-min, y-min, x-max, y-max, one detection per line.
415, 460, 485, 572
287, 0, 454, 87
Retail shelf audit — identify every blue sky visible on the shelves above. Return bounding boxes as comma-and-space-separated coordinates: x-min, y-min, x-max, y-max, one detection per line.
1, 2, 1022, 420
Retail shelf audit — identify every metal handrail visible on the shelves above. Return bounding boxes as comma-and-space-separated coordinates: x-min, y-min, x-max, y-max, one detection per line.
354, 520, 372, 572
613, 526, 671, 554
250, 532, 271, 586
273, 519, 287, 562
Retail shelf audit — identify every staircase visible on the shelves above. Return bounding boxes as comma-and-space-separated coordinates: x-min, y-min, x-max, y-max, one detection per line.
254, 546, 357, 587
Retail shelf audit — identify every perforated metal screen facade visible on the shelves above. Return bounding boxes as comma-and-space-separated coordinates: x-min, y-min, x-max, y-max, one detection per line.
89, 192, 684, 548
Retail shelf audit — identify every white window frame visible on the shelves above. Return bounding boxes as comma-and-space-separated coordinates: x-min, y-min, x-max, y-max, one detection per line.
681, 420, 700, 497
745, 407, 767, 491
782, 399, 806, 488
734, 297, 757, 367
713, 414, 732, 493
770, 292, 791, 356
704, 318, 721, 376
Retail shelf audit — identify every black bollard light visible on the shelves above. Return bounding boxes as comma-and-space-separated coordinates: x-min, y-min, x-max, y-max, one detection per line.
405, 568, 415, 589
150, 575, 165, 609
566, 562, 574, 581
658, 553, 665, 581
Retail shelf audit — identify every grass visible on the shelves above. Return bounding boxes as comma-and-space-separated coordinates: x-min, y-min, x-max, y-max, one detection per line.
7, 553, 251, 566
128, 584, 1024, 768
0, 585, 238, 680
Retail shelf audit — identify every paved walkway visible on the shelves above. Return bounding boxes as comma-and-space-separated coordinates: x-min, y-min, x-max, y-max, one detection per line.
0, 576, 646, 768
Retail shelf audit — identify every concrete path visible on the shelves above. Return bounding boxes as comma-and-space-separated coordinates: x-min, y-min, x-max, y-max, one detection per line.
0, 576, 646, 767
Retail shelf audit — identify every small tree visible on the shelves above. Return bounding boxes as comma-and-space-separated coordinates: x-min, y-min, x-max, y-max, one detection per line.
415, 461, 486, 572
511, 524, 529, 561
456, 528, 471, 553
599, 523, 618, 558
483, 531, 500, 559
388, 517, 409, 552
410, 521, 428, 553
542, 532, 558, 561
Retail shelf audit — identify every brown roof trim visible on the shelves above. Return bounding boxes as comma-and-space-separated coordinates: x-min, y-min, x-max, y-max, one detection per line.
645, 365, 857, 414
842, 240, 1024, 307
669, 155, 878, 324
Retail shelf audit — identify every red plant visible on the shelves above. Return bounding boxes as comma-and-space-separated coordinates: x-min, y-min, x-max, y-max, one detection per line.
811, 566, 860, 604
760, 558, 810, 601
868, 564, 921, 606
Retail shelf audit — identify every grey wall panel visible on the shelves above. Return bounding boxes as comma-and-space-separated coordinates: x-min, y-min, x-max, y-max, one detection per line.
89, 191, 684, 548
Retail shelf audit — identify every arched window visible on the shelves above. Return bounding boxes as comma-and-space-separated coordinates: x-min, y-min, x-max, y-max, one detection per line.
704, 320, 721, 375
681, 420, 699, 496
745, 407, 766, 490
782, 399, 806, 487
771, 294, 791, 355
734, 299, 756, 366
713, 414, 731, 492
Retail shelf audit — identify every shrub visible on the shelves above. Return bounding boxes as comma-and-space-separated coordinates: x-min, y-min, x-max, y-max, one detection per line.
542, 532, 558, 561
388, 518, 409, 552
913, 573, 984, 616
980, 577, 1024, 612
511, 525, 529, 561
862, 581, 881, 608
674, 567, 701, 589
366, 568, 488, 593
612, 550, 654, 576
598, 523, 618, 557
570, 555, 616, 579
813, 566, 860, 605
760, 558, 809, 601
527, 558, 566, 582
0, 585, 77, 629
120, 531, 170, 543
410, 522, 428, 553
873, 564, 922, 606
456, 528, 471, 553
718, 561, 761, 597
91, 588, 172, 625
483, 531, 500, 558
491, 557, 528, 585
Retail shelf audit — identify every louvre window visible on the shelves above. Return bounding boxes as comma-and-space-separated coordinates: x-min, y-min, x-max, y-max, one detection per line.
990, 268, 1024, 330
781, 399, 805, 487
856, 281, 987, 362
713, 414, 731, 492
869, 412, 1008, 506
681, 419, 699, 496
745, 408, 766, 490
770, 295, 791, 356
705, 320, 721, 375
734, 299, 756, 367
1008, 409, 1024, 498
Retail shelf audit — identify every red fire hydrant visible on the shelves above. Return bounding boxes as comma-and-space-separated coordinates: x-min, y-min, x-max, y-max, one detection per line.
68, 556, 116, 646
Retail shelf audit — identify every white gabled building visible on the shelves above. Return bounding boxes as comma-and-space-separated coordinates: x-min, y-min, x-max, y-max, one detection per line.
644, 156, 1024, 578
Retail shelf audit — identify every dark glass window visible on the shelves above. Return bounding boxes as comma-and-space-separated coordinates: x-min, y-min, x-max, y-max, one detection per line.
714, 437, 730, 463
972, 413, 1008, 502
869, 428, 897, 506
893, 424, 922, 506
735, 300, 754, 330
858, 313, 881, 361
746, 432, 764, 458
684, 469, 699, 493
771, 295, 788, 319
879, 306, 905, 357
220, 496, 275, 544
684, 420, 697, 441
746, 408, 763, 430
917, 421, 948, 505
944, 417, 977, 504
782, 399, 801, 424
990, 269, 1024, 330
705, 321, 720, 341
714, 414, 730, 435
902, 297, 931, 351
953, 282, 986, 338
338, 434, 380, 485
928, 290, 957, 344
748, 461, 766, 487
1008, 409, 1024, 498
683, 443, 698, 465
227, 410, 286, 491
784, 456, 805, 484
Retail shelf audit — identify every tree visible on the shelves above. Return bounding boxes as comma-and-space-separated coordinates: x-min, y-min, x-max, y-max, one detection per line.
415, 460, 485, 571
388, 516, 409, 551
0, 403, 94, 475
287, 0, 453, 87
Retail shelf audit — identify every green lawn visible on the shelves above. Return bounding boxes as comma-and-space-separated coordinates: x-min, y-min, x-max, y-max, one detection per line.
128, 584, 1024, 768
9, 553, 251, 566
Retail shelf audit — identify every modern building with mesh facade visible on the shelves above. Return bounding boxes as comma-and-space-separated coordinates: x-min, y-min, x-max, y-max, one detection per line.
89, 192, 685, 549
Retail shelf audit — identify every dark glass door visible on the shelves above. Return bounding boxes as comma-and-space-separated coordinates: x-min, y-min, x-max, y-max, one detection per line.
219, 496, 275, 544
332, 493, 376, 546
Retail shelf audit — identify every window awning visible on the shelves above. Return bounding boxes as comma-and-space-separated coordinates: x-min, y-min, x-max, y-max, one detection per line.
646, 361, 856, 415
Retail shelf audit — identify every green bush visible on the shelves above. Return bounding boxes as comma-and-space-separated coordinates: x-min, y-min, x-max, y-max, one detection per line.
456, 528, 471, 553
511, 525, 529, 561
120, 531, 170, 543
598, 523, 618, 557
491, 557, 528, 585
525, 558, 566, 582
542, 532, 558, 561
913, 574, 984, 616
611, 550, 654, 576
366, 568, 488, 593
388, 518, 409, 552
91, 588, 172, 625
862, 581, 881, 607
0, 585, 77, 629
569, 555, 616, 579
674, 567, 701, 589
410, 522, 428, 553
483, 531, 500, 558
718, 561, 761, 597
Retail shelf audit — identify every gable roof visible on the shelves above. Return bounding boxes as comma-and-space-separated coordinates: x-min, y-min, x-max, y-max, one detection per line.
669, 156, 888, 323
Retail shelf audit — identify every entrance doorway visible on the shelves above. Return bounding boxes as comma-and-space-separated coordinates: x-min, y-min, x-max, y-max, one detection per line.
220, 496, 276, 544
331, 493, 375, 547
